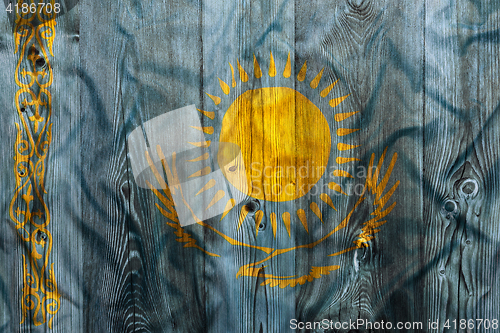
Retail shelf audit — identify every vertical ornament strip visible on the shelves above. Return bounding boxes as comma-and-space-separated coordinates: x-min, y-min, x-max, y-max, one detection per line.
9, 0, 60, 328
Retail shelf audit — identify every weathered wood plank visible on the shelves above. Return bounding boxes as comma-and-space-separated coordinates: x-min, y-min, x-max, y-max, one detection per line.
420, 2, 500, 331
79, 2, 134, 332
292, 1, 428, 330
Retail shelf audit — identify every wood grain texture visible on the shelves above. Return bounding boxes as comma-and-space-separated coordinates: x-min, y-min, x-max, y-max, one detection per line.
0, 0, 499, 332
420, 2, 500, 330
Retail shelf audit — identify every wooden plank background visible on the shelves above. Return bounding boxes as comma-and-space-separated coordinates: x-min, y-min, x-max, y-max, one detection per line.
1, 0, 499, 332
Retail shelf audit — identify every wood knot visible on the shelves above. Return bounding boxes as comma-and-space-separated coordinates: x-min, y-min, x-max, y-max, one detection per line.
244, 199, 260, 213
29, 45, 39, 56
36, 230, 47, 242
442, 199, 459, 219
258, 221, 266, 231
450, 161, 480, 200
35, 57, 46, 67
457, 178, 478, 199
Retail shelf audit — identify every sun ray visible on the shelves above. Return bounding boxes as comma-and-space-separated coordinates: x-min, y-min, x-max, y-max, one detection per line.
237, 205, 250, 230
205, 93, 221, 105
197, 108, 215, 120
335, 111, 359, 122
188, 141, 211, 148
297, 209, 308, 233
156, 147, 206, 225
337, 128, 360, 136
255, 210, 264, 235
195, 179, 216, 196
282, 212, 291, 237
309, 68, 324, 89
253, 54, 262, 78
270, 212, 277, 238
187, 152, 210, 163
206, 190, 225, 210
336, 157, 361, 164
320, 193, 337, 211
219, 199, 236, 222
328, 182, 347, 195
229, 63, 236, 87
190, 126, 214, 135
320, 79, 339, 98
330, 94, 350, 108
269, 51, 276, 77
220, 199, 236, 221
310, 202, 323, 223
237, 59, 249, 82
188, 166, 211, 179
218, 78, 230, 95
283, 52, 291, 78
337, 143, 360, 151
333, 170, 354, 178
297, 61, 307, 81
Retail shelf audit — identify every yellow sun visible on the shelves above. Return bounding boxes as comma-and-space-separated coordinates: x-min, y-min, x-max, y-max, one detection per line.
218, 86, 331, 202
197, 51, 360, 236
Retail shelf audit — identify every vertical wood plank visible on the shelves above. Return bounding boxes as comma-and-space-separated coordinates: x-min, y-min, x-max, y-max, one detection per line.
422, 1, 500, 330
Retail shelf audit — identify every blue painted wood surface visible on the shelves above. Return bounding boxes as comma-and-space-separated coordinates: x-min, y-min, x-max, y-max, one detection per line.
0, 1, 499, 332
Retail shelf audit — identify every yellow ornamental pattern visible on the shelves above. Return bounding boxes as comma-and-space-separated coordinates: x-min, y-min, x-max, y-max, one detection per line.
9, 1, 60, 328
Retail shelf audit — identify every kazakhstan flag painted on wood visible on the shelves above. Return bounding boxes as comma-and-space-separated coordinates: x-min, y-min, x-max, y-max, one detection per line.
0, 0, 499, 332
